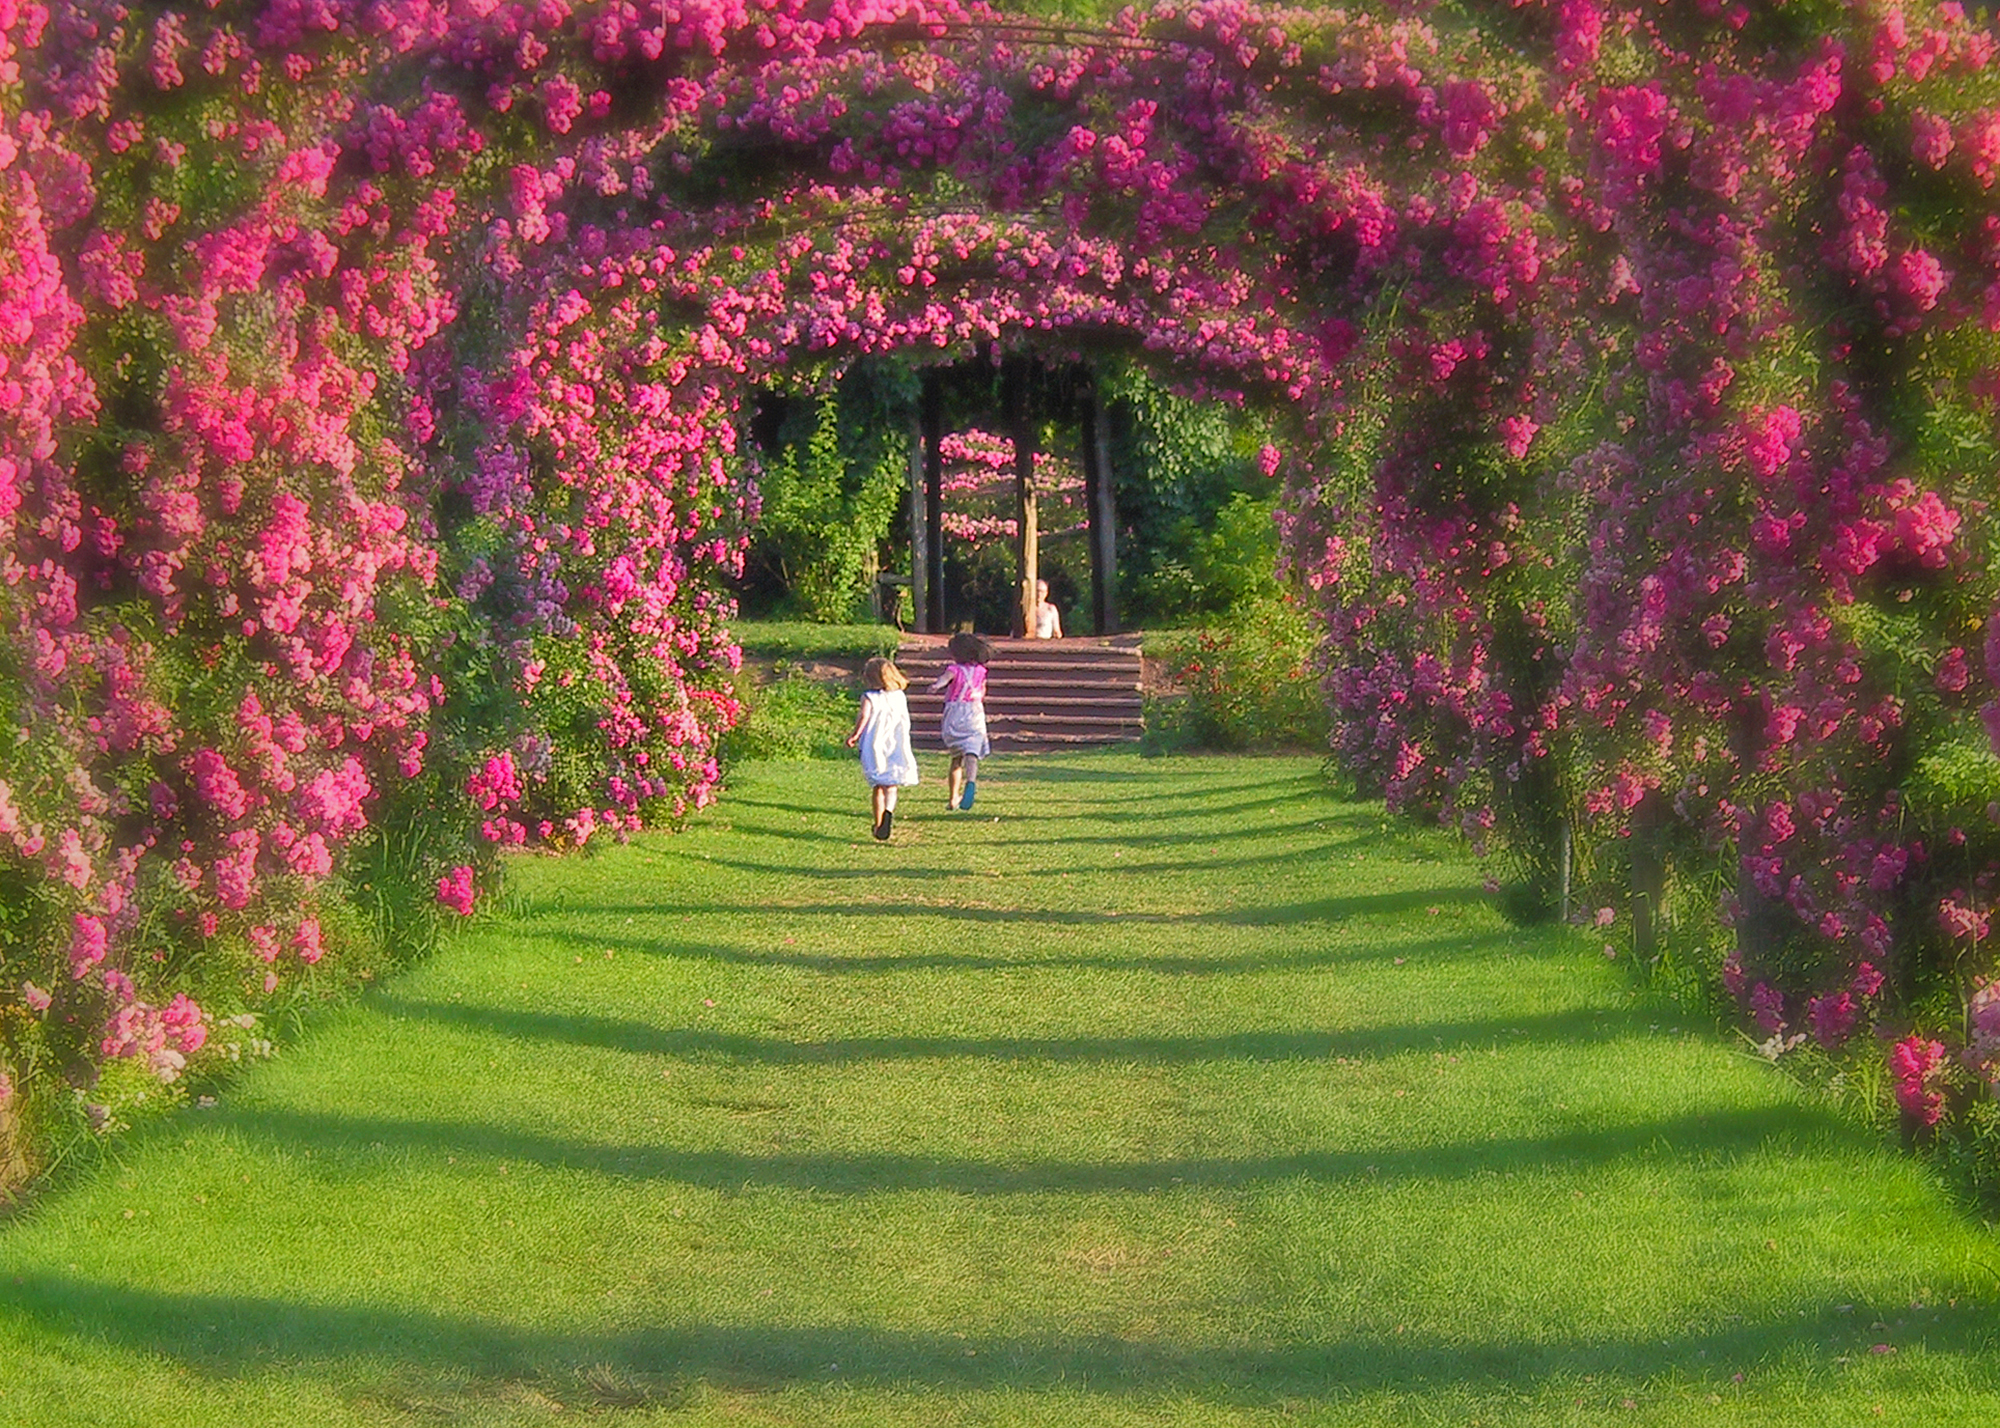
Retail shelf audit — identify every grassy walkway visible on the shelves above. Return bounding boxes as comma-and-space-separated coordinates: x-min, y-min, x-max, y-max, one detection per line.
3, 753, 1998, 1426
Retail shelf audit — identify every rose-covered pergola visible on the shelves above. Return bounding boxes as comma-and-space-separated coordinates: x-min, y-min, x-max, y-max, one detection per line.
5, 0, 2000, 1180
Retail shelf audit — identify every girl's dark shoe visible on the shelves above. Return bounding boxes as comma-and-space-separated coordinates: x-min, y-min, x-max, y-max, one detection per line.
875, 809, 893, 840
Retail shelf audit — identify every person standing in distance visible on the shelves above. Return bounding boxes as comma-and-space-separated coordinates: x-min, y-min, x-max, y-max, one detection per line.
1030, 579, 1063, 639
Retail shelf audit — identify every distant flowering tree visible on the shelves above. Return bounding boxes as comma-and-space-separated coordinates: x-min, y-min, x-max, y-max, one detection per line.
937, 430, 1084, 546
3, 0, 2000, 1185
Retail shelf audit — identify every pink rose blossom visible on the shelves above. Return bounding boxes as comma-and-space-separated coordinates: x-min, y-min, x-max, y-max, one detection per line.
437, 865, 477, 916
1939, 897, 1990, 942
1807, 991, 1856, 1048
1750, 982, 1786, 1035
294, 917, 324, 964
1890, 1035, 1947, 1127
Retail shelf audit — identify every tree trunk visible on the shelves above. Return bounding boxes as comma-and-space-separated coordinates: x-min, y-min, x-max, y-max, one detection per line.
1004, 356, 1038, 638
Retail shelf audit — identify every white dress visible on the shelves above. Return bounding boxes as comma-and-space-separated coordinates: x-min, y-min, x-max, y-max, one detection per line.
857, 689, 920, 788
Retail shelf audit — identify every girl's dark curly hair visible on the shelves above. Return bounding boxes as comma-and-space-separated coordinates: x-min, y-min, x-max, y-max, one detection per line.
947, 631, 992, 665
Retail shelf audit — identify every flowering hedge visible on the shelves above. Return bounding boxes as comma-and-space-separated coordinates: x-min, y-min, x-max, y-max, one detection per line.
0, 0, 769, 1170
1272, 0, 2000, 1171
4, 0, 2000, 1184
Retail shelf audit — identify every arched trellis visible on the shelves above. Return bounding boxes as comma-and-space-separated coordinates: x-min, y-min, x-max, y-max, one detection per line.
6, 0, 2000, 1168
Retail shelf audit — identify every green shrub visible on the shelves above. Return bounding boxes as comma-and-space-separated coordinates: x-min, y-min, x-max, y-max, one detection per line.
746, 387, 907, 622
1144, 593, 1325, 753
1101, 366, 1283, 627
1908, 737, 2000, 831
1131, 492, 1287, 623
722, 670, 857, 763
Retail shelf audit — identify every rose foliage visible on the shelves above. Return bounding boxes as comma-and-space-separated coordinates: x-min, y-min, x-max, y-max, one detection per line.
5, 0, 2000, 1179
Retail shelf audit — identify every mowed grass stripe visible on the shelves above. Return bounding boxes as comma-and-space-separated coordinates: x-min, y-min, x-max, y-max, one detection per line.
1, 752, 1996, 1427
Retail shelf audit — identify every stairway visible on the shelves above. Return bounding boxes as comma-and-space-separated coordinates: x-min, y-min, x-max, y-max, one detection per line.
895, 635, 1145, 753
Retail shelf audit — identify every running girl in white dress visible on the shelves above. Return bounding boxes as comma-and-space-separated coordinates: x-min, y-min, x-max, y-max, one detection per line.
930, 632, 991, 811
846, 657, 919, 840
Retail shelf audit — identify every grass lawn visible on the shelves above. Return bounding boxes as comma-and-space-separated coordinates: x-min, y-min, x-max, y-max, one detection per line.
727, 619, 903, 663
2, 752, 1998, 1426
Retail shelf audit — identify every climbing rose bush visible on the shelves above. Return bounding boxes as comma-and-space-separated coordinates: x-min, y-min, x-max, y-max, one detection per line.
0, 0, 765, 1164
1, 0, 1999, 1188
1277, 0, 2000, 1172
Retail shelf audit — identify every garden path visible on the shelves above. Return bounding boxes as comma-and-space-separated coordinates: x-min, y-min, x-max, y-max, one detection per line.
2, 753, 1997, 1426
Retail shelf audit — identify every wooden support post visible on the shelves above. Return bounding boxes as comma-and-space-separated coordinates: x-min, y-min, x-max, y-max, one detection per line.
1630, 795, 1666, 967
1729, 701, 1779, 964
921, 369, 944, 633
1004, 356, 1038, 638
1559, 819, 1572, 925
906, 406, 926, 633
1079, 377, 1118, 635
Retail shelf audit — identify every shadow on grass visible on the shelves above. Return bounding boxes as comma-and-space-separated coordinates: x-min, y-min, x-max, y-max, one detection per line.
977, 764, 1312, 795
711, 812, 1358, 854
719, 776, 1343, 821
692, 818, 858, 847
532, 884, 1487, 932
6, 1268, 1992, 1406
521, 923, 1521, 978
709, 765, 1320, 832
695, 837, 1396, 882
699, 794, 832, 820
210, 1099, 1849, 1198
971, 816, 1351, 849
380, 996, 1652, 1068
1015, 792, 1360, 825
720, 780, 1344, 836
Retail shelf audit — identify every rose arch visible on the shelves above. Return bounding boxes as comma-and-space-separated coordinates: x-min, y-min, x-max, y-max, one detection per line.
6, 0, 2000, 1175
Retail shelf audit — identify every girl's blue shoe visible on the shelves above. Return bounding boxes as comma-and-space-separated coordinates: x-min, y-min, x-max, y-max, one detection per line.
960, 781, 976, 810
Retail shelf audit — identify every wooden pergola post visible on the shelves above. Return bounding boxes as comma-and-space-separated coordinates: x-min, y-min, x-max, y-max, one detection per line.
1631, 792, 1667, 967
1003, 355, 1038, 638
1079, 374, 1118, 635
920, 368, 945, 632
906, 404, 927, 633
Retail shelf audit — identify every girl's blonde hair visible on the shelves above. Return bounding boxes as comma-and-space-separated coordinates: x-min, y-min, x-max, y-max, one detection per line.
862, 656, 908, 691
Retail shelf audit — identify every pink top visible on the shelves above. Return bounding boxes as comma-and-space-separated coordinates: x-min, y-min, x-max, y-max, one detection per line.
932, 662, 986, 703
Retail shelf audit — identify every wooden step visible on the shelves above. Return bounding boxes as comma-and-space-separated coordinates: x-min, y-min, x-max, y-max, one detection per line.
909, 696, 1144, 716
896, 635, 1145, 752
904, 664, 1140, 680
913, 710, 1144, 732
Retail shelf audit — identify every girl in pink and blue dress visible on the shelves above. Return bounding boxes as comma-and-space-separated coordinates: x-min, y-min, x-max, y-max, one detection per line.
930, 632, 991, 811
846, 657, 918, 840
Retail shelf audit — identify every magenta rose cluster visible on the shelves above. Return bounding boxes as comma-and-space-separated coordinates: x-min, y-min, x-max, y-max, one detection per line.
4, 0, 2000, 1176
